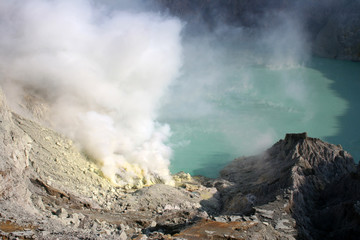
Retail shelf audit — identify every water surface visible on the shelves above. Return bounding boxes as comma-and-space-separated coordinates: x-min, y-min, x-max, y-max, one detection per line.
160, 57, 360, 177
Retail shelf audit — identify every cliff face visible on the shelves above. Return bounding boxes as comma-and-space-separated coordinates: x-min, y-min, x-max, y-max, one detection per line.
153, 0, 290, 28
305, 1, 360, 61
153, 0, 360, 61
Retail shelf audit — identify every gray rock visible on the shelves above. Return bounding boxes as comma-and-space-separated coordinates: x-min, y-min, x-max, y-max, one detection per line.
255, 208, 274, 219
228, 215, 242, 222
150, 221, 157, 228
213, 216, 227, 222
275, 219, 291, 230
55, 208, 68, 219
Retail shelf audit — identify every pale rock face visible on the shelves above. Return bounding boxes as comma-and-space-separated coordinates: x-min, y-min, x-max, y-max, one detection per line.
0, 88, 207, 239
0, 89, 33, 212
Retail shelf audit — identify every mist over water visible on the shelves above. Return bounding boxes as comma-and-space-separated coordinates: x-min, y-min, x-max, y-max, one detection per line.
161, 57, 360, 177
159, 7, 360, 177
0, 0, 359, 182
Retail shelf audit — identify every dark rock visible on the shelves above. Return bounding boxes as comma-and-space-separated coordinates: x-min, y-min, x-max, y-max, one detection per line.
285, 132, 307, 141
218, 133, 359, 240
153, 0, 360, 61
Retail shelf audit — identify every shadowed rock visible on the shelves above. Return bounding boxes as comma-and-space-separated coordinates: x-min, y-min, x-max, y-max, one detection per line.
218, 132, 359, 239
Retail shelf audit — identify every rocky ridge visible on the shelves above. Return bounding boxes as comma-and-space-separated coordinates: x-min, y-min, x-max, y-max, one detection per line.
1, 89, 360, 239
218, 132, 360, 239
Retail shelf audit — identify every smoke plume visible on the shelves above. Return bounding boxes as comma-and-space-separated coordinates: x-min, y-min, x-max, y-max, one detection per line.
1, 0, 346, 180
0, 0, 182, 187
160, 3, 312, 163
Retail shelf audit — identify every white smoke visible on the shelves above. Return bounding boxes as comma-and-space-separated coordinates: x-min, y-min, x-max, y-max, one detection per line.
160, 5, 313, 173
0, 0, 183, 186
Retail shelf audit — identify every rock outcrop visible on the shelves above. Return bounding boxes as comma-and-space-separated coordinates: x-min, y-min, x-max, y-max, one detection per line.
218, 132, 360, 239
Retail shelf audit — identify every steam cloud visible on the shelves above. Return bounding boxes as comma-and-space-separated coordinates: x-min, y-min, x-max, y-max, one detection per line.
161, 5, 311, 161
0, 0, 182, 186
0, 0, 330, 180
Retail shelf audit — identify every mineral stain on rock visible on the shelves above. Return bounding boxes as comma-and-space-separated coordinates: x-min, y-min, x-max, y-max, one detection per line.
0, 221, 35, 233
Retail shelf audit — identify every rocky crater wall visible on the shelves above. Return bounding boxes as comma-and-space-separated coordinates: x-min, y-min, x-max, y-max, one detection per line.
1, 90, 360, 240
153, 0, 360, 61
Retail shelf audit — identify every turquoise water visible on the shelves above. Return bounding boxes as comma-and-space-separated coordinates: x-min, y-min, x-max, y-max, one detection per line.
160, 57, 360, 177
